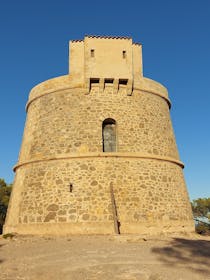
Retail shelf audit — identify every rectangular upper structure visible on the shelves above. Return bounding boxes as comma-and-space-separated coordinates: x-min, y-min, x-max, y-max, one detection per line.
69, 36, 143, 86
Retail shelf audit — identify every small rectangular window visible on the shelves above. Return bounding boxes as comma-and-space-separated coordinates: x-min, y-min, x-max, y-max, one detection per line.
119, 79, 128, 85
90, 78, 99, 90
91, 49, 95, 57
90, 78, 99, 85
122, 50, 126, 58
105, 78, 114, 84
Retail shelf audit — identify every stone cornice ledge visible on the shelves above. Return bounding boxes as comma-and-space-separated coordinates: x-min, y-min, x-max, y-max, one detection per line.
26, 86, 82, 112
26, 85, 171, 112
26, 76, 171, 111
14, 152, 184, 171
136, 88, 171, 108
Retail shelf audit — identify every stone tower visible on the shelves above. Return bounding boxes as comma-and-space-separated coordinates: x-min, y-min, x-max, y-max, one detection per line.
4, 36, 194, 235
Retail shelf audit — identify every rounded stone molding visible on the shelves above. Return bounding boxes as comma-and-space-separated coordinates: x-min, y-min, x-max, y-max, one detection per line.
13, 152, 184, 172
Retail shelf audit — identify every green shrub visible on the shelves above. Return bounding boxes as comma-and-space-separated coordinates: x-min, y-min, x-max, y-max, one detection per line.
196, 223, 210, 235
2, 233, 15, 239
0, 178, 12, 234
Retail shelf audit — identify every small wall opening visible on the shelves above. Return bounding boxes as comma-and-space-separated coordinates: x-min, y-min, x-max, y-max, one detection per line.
105, 78, 114, 84
90, 49, 95, 57
122, 50, 126, 58
90, 78, 99, 90
102, 118, 116, 152
90, 78, 99, 84
119, 79, 128, 85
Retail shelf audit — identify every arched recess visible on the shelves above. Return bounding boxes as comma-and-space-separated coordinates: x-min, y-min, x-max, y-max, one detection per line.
102, 118, 117, 152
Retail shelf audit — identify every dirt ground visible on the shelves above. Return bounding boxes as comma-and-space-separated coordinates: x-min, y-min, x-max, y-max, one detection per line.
0, 233, 210, 280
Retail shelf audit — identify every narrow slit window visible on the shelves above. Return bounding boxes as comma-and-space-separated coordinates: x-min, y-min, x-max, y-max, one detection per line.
102, 118, 116, 152
91, 49, 95, 57
122, 50, 126, 58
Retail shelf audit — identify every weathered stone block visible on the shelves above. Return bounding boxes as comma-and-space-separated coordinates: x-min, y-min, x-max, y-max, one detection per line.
47, 204, 59, 212
44, 212, 56, 222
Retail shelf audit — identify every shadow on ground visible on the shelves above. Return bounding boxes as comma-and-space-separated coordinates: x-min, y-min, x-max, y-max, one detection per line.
152, 238, 210, 275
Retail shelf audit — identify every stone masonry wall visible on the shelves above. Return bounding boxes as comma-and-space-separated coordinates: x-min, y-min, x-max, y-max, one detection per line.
4, 80, 194, 235
6, 157, 193, 234
18, 86, 179, 164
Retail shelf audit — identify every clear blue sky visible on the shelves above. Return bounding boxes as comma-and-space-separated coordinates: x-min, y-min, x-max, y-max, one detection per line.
0, 0, 209, 200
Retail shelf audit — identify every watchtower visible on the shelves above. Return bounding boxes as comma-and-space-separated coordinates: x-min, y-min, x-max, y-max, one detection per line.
4, 36, 194, 235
